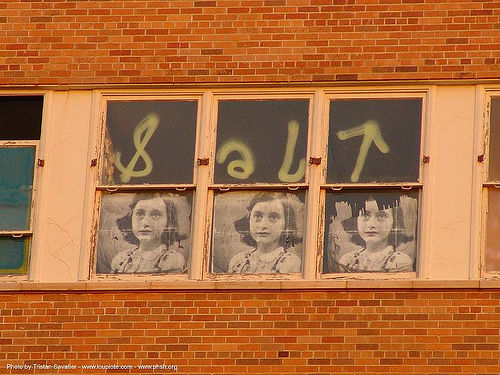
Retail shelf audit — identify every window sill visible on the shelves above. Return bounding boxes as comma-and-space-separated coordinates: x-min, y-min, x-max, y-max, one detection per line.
0, 279, 498, 292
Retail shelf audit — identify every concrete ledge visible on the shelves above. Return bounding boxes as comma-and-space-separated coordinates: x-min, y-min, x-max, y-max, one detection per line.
2, 78, 500, 91
0, 279, 493, 292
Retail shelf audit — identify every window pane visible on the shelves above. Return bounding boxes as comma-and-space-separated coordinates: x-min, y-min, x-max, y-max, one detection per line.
211, 190, 305, 274
215, 100, 309, 184
323, 190, 419, 273
488, 97, 500, 180
102, 101, 197, 185
327, 99, 422, 183
0, 237, 29, 274
96, 192, 192, 274
0, 96, 43, 140
485, 188, 500, 272
0, 147, 35, 231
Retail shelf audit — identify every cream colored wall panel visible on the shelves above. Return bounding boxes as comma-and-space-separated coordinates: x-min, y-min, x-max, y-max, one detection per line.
35, 91, 93, 282
26, 86, 482, 283
427, 86, 475, 279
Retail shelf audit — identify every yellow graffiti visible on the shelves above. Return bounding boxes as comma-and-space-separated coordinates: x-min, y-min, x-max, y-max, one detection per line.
216, 138, 255, 179
278, 120, 305, 182
114, 112, 159, 183
336, 120, 390, 182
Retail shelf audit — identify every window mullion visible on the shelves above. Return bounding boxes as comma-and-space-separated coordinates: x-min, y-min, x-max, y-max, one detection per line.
189, 91, 214, 280
417, 88, 435, 280
303, 89, 325, 279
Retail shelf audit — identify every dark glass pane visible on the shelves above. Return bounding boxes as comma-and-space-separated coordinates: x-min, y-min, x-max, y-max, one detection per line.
97, 191, 192, 274
102, 101, 197, 185
488, 98, 500, 180
215, 100, 309, 184
211, 190, 305, 274
327, 99, 422, 183
323, 190, 419, 273
0, 96, 43, 140
0, 237, 29, 274
486, 188, 500, 271
0, 147, 35, 230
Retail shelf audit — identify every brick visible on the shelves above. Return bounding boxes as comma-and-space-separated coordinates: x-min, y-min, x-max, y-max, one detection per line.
395, 66, 418, 72
336, 74, 359, 81
380, 358, 403, 365
164, 345, 188, 351
446, 38, 469, 44
30, 16, 52, 22
356, 344, 379, 350
236, 359, 258, 365
194, 1, 216, 6
452, 344, 475, 350
200, 49, 223, 55
476, 344, 499, 350
308, 358, 331, 365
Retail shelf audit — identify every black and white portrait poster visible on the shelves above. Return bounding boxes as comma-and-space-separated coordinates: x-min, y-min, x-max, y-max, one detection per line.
211, 191, 305, 274
323, 190, 418, 273
96, 192, 192, 274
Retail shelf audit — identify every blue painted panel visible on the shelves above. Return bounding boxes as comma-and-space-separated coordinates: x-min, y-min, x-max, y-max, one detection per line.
0, 147, 35, 230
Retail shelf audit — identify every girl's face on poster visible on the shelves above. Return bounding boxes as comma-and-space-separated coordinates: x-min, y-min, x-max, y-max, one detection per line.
357, 200, 394, 245
132, 197, 167, 246
249, 199, 285, 249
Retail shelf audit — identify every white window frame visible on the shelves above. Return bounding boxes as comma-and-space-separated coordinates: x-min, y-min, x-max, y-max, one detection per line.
0, 92, 47, 280
86, 91, 204, 281
203, 90, 315, 281
318, 89, 430, 280
478, 86, 500, 279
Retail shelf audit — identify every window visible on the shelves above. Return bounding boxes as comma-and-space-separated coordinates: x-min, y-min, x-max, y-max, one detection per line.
321, 96, 424, 276
209, 98, 311, 275
95, 99, 198, 275
0, 96, 43, 274
90, 90, 428, 280
485, 95, 500, 273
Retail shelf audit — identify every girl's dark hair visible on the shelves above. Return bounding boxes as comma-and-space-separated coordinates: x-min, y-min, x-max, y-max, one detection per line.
116, 194, 185, 246
332, 192, 402, 218
341, 204, 413, 248
234, 192, 302, 249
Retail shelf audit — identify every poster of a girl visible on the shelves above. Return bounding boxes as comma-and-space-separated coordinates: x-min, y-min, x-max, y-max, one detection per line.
227, 192, 303, 274
325, 192, 417, 273
109, 193, 187, 274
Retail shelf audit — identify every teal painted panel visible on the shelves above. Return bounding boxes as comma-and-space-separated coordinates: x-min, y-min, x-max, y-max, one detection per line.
0, 237, 28, 273
0, 147, 35, 230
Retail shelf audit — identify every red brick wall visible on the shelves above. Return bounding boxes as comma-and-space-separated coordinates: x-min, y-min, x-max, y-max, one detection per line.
0, 0, 499, 86
1, 2, 499, 373
0, 289, 498, 374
